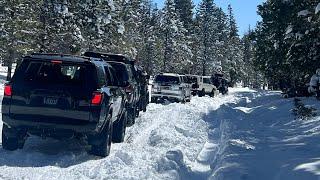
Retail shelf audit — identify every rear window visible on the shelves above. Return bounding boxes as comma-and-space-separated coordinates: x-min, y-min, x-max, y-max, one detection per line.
203, 78, 212, 84
110, 63, 129, 82
17, 61, 95, 87
154, 75, 180, 84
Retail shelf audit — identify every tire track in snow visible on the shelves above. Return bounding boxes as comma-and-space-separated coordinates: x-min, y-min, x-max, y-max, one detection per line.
0, 91, 237, 180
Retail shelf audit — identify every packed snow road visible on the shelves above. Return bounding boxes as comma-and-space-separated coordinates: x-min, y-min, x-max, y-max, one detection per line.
0, 87, 320, 180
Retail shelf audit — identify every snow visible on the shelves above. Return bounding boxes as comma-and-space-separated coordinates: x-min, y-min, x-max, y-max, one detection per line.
316, 3, 320, 14
297, 10, 311, 17
117, 24, 125, 34
0, 82, 320, 179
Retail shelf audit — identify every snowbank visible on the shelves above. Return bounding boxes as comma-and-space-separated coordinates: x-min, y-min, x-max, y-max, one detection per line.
0, 86, 320, 180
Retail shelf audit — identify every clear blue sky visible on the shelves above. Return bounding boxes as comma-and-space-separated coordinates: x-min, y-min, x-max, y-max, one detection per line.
154, 0, 266, 36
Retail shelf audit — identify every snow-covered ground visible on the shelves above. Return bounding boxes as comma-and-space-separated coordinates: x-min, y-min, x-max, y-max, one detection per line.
0, 84, 320, 180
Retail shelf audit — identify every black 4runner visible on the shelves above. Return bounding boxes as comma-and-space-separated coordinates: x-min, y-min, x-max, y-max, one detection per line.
2, 53, 127, 157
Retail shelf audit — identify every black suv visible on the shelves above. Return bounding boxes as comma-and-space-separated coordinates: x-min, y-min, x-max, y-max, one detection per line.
2, 53, 127, 157
83, 52, 141, 125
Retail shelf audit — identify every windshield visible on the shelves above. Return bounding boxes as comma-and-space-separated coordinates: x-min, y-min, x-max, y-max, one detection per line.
185, 76, 198, 84
154, 75, 180, 84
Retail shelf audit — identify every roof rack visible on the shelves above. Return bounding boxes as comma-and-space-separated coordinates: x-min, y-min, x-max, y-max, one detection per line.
83, 52, 135, 64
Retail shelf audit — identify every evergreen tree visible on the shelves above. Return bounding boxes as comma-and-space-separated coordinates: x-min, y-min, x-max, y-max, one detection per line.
161, 0, 192, 73
195, 0, 220, 75
0, 0, 40, 80
226, 4, 243, 87
174, 0, 194, 33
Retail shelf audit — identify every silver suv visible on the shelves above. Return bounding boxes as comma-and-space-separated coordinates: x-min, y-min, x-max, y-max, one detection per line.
151, 73, 191, 103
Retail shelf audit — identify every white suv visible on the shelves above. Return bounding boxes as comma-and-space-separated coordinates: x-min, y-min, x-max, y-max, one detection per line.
151, 73, 191, 103
197, 76, 219, 97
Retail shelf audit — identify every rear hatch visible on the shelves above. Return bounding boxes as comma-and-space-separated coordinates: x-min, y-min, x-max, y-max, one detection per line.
9, 58, 98, 125
154, 75, 181, 93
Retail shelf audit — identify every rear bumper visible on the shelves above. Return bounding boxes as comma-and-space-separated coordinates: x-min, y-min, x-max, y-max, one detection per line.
151, 92, 184, 100
2, 114, 98, 133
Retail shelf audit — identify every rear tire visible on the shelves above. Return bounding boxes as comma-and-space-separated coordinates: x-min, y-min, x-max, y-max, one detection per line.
112, 111, 127, 143
151, 97, 157, 103
2, 124, 26, 151
127, 107, 136, 127
210, 89, 216, 97
89, 117, 113, 157
198, 89, 205, 97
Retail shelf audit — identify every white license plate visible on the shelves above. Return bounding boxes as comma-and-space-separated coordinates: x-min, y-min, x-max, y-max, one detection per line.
44, 97, 58, 105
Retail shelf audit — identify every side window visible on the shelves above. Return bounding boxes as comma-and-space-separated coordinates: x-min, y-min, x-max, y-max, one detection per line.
96, 66, 106, 87
104, 66, 113, 86
127, 65, 134, 81
109, 67, 120, 86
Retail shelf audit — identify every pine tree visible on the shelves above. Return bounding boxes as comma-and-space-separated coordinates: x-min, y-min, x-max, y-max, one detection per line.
161, 0, 192, 73
195, 0, 220, 75
174, 0, 194, 33
0, 0, 40, 80
226, 4, 243, 87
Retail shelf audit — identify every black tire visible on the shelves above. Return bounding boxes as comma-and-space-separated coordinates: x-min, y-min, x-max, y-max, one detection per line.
2, 124, 26, 151
198, 89, 205, 97
89, 117, 113, 157
210, 89, 215, 97
127, 107, 136, 127
112, 111, 127, 143
151, 97, 157, 103
135, 105, 140, 118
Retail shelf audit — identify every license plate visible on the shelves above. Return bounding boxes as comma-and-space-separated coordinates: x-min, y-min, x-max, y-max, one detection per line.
162, 87, 170, 90
44, 97, 58, 105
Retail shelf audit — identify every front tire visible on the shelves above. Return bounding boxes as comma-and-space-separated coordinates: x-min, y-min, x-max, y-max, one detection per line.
198, 89, 205, 97
112, 111, 127, 143
127, 106, 136, 127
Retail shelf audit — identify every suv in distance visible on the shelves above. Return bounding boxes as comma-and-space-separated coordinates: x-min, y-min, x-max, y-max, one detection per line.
2, 53, 127, 157
151, 73, 191, 103
197, 76, 219, 97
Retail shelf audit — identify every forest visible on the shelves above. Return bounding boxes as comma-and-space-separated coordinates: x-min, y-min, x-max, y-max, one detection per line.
0, 0, 320, 90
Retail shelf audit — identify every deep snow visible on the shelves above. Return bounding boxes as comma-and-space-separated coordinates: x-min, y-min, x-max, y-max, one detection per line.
0, 84, 320, 180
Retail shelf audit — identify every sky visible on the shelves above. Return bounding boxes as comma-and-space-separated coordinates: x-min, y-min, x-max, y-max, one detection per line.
154, 0, 266, 36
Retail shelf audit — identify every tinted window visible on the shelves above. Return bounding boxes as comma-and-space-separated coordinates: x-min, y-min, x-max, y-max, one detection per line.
20, 61, 95, 87
154, 75, 180, 84
96, 66, 106, 87
104, 67, 113, 86
185, 76, 197, 83
203, 78, 211, 84
110, 63, 129, 82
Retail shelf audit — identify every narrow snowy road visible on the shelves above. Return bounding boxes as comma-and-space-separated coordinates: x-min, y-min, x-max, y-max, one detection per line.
0, 87, 320, 180
0, 86, 236, 180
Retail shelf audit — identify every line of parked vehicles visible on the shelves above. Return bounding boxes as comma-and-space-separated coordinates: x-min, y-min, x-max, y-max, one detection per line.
150, 73, 228, 103
1, 52, 228, 157
2, 52, 149, 157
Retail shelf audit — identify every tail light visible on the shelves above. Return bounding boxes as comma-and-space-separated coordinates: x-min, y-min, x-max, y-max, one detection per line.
125, 85, 134, 93
91, 92, 103, 105
51, 60, 62, 64
4, 85, 12, 96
